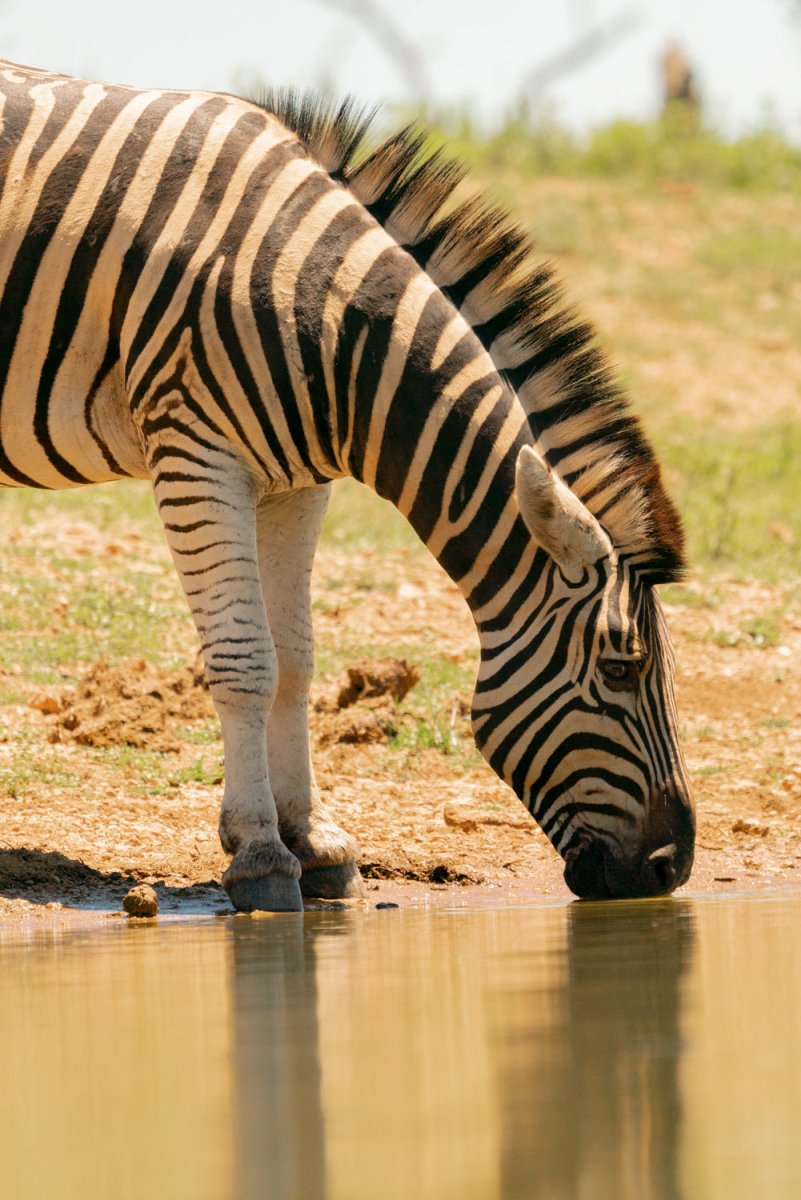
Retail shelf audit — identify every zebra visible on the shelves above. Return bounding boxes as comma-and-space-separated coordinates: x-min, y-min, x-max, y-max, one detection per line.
0, 60, 695, 910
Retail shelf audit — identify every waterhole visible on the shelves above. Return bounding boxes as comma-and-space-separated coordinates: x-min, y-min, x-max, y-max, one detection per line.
3, 893, 801, 1199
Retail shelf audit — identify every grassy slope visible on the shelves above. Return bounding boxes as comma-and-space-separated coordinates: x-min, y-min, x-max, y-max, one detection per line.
482, 174, 801, 582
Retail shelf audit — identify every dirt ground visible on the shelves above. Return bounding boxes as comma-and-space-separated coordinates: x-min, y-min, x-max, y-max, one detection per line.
0, 512, 799, 930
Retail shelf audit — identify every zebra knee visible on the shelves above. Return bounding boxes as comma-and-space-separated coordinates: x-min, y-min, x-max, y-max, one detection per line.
203, 648, 278, 715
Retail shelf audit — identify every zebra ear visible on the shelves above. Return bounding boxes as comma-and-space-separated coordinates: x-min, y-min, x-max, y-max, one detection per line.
515, 446, 612, 573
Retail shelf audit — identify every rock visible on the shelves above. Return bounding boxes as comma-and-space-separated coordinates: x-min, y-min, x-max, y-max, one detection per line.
443, 803, 478, 832
375, 901, 400, 909
443, 800, 535, 832
29, 692, 63, 715
122, 884, 159, 917
732, 818, 769, 837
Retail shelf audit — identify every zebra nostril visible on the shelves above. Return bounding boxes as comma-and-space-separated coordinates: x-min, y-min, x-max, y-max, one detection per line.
642, 844, 678, 895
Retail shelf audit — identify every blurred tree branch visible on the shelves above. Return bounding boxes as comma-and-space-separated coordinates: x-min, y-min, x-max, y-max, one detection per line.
522, 7, 639, 98
306, 0, 430, 101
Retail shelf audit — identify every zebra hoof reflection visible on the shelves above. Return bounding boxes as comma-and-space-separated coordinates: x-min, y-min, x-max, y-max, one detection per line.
300, 862, 367, 900
227, 875, 304, 913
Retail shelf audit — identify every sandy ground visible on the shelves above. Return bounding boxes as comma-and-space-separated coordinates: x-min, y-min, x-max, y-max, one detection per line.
0, 515, 799, 931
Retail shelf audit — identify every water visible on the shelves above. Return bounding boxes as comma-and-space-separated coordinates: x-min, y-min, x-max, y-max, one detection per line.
2, 893, 801, 1200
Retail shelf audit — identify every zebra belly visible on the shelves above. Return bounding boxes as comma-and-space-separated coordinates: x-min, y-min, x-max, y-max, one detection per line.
0, 368, 145, 489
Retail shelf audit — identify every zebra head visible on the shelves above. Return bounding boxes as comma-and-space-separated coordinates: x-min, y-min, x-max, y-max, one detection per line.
471, 446, 694, 900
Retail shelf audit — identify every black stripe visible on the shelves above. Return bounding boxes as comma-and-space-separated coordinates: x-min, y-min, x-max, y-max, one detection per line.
539, 770, 641, 835
26, 77, 86, 170
291, 201, 373, 468
248, 168, 339, 480
343, 247, 414, 479
85, 95, 228, 428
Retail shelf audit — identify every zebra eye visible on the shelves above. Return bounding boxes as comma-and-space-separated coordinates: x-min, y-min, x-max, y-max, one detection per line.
599, 659, 640, 691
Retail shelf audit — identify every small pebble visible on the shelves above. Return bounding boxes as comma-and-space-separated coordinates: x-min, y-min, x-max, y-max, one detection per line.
122, 884, 159, 918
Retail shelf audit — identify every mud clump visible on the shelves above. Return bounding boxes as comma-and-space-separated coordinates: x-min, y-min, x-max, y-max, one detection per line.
336, 659, 420, 707
360, 859, 482, 885
34, 658, 214, 752
328, 710, 389, 745
122, 883, 159, 917
314, 657, 420, 746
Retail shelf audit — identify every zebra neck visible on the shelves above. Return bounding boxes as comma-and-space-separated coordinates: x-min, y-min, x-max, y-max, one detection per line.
343, 353, 537, 619
321, 259, 541, 621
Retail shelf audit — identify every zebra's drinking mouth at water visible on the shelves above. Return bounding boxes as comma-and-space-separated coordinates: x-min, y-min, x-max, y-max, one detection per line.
0, 61, 694, 909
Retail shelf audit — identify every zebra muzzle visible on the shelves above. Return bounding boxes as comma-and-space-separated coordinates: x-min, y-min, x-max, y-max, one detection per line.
563, 836, 691, 901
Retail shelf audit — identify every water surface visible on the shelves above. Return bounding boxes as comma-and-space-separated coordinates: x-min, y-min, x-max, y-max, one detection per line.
2, 892, 801, 1199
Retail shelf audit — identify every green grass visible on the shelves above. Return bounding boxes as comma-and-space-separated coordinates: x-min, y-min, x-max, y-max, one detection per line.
167, 756, 225, 788
0, 483, 194, 682
660, 586, 723, 610
656, 418, 801, 579
437, 105, 801, 192
0, 557, 191, 683
691, 763, 737, 778
0, 739, 82, 799
0, 479, 162, 536
90, 744, 177, 796
387, 714, 462, 758
760, 717, 792, 730
321, 478, 420, 555
697, 229, 801, 293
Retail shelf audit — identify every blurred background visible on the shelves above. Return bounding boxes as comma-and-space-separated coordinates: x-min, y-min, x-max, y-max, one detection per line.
2, 0, 801, 139
1, 0, 800, 577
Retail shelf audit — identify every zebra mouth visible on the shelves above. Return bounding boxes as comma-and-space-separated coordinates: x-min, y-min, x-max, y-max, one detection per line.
563, 835, 690, 900
563, 838, 614, 900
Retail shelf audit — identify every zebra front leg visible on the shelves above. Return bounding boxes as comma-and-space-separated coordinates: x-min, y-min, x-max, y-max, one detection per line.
152, 450, 302, 912
257, 486, 366, 899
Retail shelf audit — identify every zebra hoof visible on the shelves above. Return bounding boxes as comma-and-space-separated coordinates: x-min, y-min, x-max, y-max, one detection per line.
300, 861, 367, 900
227, 874, 304, 913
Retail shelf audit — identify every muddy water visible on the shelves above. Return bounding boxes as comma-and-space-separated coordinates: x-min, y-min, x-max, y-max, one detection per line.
2, 894, 801, 1200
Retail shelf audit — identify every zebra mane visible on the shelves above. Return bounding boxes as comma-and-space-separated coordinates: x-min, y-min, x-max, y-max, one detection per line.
254, 89, 686, 583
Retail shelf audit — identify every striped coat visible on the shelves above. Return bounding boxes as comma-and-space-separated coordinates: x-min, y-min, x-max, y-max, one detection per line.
0, 61, 694, 908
